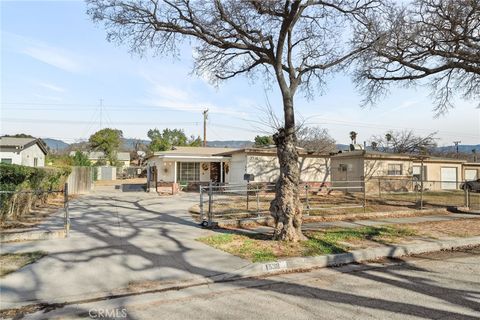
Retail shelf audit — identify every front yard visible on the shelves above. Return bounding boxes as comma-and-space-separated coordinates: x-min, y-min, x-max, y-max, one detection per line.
190, 190, 477, 222
198, 217, 480, 262
0, 251, 47, 277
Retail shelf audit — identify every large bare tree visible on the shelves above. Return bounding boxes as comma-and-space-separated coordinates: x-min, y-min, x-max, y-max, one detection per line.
355, 0, 480, 115
87, 0, 381, 241
369, 130, 437, 154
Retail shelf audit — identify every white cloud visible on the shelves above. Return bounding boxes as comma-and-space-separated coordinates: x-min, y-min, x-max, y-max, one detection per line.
38, 82, 66, 93
140, 71, 248, 117
22, 44, 83, 73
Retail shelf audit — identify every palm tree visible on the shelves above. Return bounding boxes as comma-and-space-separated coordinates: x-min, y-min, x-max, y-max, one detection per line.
349, 131, 358, 144
385, 132, 392, 151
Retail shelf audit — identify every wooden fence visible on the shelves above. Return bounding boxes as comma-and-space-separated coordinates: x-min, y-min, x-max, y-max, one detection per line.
67, 166, 94, 194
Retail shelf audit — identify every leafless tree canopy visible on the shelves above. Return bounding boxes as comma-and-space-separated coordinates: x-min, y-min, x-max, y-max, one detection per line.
355, 0, 480, 115
297, 126, 336, 153
87, 0, 382, 100
369, 130, 438, 154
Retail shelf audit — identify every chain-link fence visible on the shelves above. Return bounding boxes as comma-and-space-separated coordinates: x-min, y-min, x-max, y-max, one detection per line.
0, 183, 71, 236
198, 178, 473, 226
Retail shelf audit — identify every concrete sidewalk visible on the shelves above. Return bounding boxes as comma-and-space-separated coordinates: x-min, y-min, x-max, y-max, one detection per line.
0, 189, 250, 309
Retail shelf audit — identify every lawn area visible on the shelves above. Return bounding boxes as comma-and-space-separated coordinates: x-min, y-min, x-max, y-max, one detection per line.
0, 251, 47, 277
198, 226, 416, 262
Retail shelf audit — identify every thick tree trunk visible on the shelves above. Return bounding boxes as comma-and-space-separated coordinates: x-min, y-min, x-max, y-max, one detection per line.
269, 96, 305, 242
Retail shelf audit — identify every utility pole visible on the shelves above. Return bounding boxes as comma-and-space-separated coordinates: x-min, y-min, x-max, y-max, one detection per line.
453, 141, 461, 158
203, 109, 208, 147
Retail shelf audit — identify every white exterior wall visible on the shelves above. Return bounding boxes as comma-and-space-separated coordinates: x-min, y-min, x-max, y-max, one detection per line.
0, 144, 45, 167
0, 149, 22, 165
21, 144, 46, 167
229, 153, 248, 185
299, 157, 330, 183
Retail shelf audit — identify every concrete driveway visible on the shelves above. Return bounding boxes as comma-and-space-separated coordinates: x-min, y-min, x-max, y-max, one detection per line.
0, 187, 249, 309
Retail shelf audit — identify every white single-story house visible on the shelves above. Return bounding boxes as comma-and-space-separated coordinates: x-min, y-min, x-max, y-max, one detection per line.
146, 146, 480, 194
146, 146, 330, 193
0, 137, 48, 167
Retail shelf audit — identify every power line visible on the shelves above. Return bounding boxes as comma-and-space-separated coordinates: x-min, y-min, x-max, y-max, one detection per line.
2, 118, 201, 126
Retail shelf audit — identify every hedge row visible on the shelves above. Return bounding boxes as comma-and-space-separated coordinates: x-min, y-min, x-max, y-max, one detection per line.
0, 163, 72, 221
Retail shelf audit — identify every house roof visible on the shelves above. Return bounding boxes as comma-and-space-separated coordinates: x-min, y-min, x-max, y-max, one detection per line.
154, 146, 237, 157
215, 147, 328, 157
331, 150, 468, 163
331, 150, 415, 160
0, 137, 48, 154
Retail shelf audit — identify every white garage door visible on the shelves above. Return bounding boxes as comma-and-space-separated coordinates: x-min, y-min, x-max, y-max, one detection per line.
441, 167, 457, 189
465, 169, 478, 181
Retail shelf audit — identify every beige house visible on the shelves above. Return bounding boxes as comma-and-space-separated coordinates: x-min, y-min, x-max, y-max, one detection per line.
463, 163, 480, 181
412, 157, 466, 190
330, 151, 414, 193
0, 137, 47, 167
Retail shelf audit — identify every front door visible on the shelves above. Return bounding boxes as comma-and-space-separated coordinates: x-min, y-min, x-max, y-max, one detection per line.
210, 162, 221, 183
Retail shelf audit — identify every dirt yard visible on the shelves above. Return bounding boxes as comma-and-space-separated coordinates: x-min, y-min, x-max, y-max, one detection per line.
198, 217, 480, 262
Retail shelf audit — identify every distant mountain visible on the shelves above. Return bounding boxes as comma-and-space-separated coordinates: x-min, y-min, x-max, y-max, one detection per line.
436, 145, 480, 153
121, 138, 150, 151
207, 140, 254, 148
43, 138, 70, 151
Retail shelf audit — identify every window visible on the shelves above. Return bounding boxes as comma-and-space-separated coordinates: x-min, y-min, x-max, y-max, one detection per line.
413, 166, 427, 180
387, 164, 403, 176
1, 158, 12, 164
176, 162, 200, 182
34, 158, 38, 167
338, 164, 348, 172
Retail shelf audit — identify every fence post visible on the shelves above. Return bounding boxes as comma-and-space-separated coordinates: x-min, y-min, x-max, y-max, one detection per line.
246, 181, 250, 211
199, 184, 204, 223
64, 182, 70, 237
256, 185, 260, 217
305, 184, 310, 216
362, 177, 367, 213
207, 181, 213, 227
464, 182, 470, 209
378, 179, 381, 199
419, 175, 424, 210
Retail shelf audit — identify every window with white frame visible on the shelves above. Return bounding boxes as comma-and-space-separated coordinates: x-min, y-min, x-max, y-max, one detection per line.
412, 166, 427, 180
338, 164, 348, 172
176, 162, 200, 182
387, 163, 403, 176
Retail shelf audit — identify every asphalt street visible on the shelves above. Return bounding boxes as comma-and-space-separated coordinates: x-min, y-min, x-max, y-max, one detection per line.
16, 246, 480, 320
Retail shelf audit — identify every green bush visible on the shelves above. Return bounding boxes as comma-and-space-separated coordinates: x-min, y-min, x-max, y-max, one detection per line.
0, 164, 71, 221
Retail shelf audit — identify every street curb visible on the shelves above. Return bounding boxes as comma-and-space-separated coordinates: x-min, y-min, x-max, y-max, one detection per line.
0, 229, 66, 243
211, 236, 480, 281
1, 236, 479, 313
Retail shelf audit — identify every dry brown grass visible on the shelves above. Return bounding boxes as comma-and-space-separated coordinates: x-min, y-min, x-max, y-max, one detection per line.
0, 194, 71, 230
0, 251, 46, 277
404, 217, 480, 238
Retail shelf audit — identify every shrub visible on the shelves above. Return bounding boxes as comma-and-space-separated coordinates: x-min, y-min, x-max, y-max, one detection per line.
0, 164, 71, 221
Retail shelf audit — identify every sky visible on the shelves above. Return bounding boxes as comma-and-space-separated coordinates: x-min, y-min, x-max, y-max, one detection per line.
1, 0, 479, 147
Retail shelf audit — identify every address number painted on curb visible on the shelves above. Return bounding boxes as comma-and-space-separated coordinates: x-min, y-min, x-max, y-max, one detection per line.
264, 260, 287, 271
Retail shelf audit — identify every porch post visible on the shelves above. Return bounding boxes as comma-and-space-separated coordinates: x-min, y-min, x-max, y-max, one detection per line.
174, 161, 177, 183
220, 161, 224, 183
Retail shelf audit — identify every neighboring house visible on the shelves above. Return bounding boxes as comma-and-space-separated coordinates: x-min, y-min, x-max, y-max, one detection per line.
0, 137, 47, 167
69, 151, 131, 167
331, 150, 474, 192
330, 150, 414, 192
464, 163, 480, 181
146, 146, 330, 193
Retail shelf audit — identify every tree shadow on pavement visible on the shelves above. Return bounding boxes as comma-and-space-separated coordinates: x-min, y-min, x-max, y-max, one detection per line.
1, 193, 479, 319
